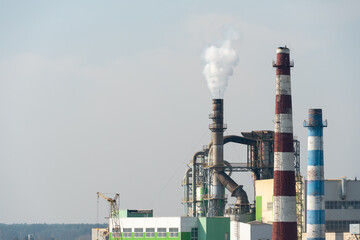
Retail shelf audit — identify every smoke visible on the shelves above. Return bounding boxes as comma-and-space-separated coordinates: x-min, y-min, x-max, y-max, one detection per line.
202, 31, 239, 99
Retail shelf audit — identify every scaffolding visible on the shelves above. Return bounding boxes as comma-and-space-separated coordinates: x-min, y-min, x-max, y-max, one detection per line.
296, 175, 304, 240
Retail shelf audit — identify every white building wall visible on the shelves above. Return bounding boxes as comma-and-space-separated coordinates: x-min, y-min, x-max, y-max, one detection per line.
230, 220, 239, 240
250, 223, 272, 240
230, 221, 272, 240
109, 217, 182, 232
239, 223, 251, 240
315, 180, 360, 221
108, 217, 199, 233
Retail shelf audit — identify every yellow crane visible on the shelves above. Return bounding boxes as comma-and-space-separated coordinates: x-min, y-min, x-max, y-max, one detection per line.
97, 192, 122, 239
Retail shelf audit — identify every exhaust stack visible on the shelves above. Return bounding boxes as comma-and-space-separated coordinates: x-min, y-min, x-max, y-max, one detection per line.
208, 99, 249, 216
304, 109, 327, 240
209, 99, 227, 216
272, 47, 297, 240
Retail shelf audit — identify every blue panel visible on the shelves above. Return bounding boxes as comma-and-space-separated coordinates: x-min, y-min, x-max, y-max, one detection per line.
308, 150, 324, 166
308, 128, 323, 136
307, 180, 324, 196
307, 210, 325, 224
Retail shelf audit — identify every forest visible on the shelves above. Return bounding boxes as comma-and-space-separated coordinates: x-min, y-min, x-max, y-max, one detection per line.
0, 223, 107, 240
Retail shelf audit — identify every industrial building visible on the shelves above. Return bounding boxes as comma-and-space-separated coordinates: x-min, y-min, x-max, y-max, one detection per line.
92, 47, 360, 240
255, 178, 360, 239
107, 216, 229, 240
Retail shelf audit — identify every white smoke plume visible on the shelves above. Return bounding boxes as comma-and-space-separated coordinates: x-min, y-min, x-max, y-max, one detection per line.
202, 35, 239, 99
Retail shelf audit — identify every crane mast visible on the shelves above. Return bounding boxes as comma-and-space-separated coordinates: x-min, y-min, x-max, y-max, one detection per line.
97, 192, 121, 239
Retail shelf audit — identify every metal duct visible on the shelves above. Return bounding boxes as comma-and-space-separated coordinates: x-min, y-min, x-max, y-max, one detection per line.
216, 171, 249, 213
207, 135, 257, 149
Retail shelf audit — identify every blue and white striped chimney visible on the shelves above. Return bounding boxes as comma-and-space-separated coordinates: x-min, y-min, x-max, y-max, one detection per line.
304, 109, 327, 240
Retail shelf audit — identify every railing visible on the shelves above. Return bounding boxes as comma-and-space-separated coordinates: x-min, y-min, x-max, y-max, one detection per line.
304, 119, 328, 127
209, 123, 227, 130
272, 60, 294, 68
202, 194, 228, 200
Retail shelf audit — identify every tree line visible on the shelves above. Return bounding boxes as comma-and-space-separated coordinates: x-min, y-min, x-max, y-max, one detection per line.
0, 223, 107, 240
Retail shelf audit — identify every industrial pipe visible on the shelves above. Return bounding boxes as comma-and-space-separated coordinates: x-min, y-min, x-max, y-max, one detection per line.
272, 46, 297, 240
304, 108, 327, 240
216, 171, 249, 213
341, 177, 347, 200
182, 168, 191, 216
192, 151, 205, 217
208, 99, 251, 216
208, 99, 227, 216
207, 135, 257, 149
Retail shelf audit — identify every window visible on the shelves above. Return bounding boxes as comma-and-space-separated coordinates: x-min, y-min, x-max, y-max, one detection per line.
123, 228, 132, 238
191, 228, 198, 240
157, 228, 167, 238
325, 201, 360, 209
326, 221, 360, 233
112, 227, 121, 238
169, 228, 179, 238
134, 228, 143, 238
267, 202, 273, 210
146, 228, 155, 238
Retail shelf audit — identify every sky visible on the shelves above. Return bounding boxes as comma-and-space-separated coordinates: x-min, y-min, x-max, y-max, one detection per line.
0, 1, 359, 224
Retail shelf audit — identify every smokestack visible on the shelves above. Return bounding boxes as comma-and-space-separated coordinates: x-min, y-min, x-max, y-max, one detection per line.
272, 46, 297, 240
304, 109, 327, 240
209, 99, 227, 216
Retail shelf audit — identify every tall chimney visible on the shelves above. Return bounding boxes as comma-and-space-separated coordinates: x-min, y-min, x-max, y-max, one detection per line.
272, 47, 297, 240
209, 99, 227, 216
304, 109, 327, 240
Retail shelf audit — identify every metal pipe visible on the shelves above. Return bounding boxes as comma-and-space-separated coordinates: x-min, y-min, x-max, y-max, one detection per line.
182, 168, 191, 216
216, 171, 249, 213
341, 177, 347, 200
207, 135, 257, 149
192, 151, 205, 217
304, 109, 327, 239
208, 99, 250, 215
272, 46, 297, 240
209, 99, 226, 216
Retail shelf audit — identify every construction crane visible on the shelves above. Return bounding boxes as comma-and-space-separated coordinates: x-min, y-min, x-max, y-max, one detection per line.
97, 192, 122, 240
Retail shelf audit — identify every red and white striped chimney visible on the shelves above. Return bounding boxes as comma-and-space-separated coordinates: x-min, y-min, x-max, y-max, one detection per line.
272, 46, 297, 240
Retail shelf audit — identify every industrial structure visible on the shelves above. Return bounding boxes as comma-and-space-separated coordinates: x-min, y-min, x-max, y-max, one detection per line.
96, 192, 121, 239
304, 109, 327, 239
92, 46, 360, 240
255, 178, 360, 240
271, 46, 297, 240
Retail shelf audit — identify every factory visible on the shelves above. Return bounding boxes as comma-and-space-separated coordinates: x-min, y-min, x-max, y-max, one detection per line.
92, 47, 360, 240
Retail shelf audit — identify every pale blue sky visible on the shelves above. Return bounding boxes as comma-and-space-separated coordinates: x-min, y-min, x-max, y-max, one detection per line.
0, 1, 359, 223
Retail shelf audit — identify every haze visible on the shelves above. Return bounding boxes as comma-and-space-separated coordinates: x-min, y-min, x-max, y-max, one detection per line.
0, 1, 359, 224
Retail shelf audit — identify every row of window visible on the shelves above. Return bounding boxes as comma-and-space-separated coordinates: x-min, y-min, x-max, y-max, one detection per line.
325, 201, 360, 209
115, 227, 180, 238
325, 220, 360, 233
